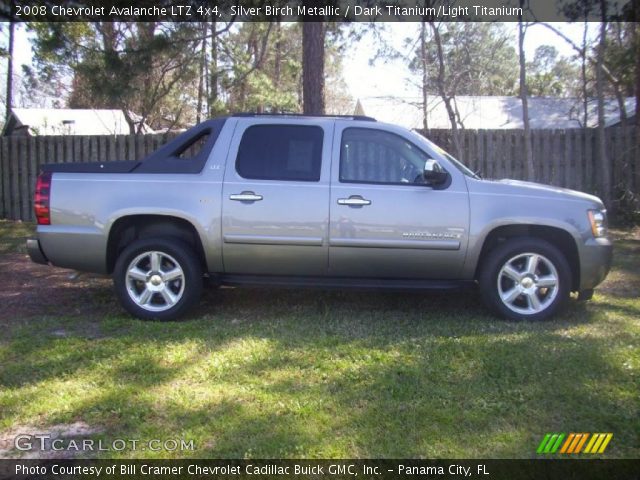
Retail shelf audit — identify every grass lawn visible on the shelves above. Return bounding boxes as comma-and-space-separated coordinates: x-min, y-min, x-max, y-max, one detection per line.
0, 219, 638, 459
0, 220, 33, 254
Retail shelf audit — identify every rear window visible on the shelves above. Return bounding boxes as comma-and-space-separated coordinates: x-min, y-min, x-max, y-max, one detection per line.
236, 125, 323, 182
175, 131, 210, 159
134, 118, 226, 174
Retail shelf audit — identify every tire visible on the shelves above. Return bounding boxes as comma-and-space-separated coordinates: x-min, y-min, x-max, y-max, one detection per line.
479, 237, 571, 321
113, 237, 203, 321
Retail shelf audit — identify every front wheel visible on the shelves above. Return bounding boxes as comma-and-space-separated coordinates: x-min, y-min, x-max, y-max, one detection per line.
479, 238, 571, 321
113, 238, 202, 321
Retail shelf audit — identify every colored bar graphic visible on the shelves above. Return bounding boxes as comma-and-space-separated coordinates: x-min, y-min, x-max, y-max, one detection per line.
560, 433, 575, 453
598, 434, 613, 453
574, 433, 589, 453
567, 433, 582, 453
584, 433, 614, 454
544, 434, 559, 453
584, 434, 598, 453
539, 433, 612, 454
550, 433, 565, 453
537, 434, 552, 454
590, 434, 606, 453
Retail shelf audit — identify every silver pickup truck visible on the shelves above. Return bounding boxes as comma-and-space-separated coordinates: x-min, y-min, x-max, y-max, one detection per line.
27, 114, 612, 321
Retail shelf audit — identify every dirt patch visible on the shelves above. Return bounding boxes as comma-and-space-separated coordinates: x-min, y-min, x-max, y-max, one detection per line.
0, 253, 117, 323
599, 228, 640, 299
0, 422, 104, 459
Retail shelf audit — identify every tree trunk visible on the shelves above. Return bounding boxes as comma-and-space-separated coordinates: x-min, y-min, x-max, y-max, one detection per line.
518, 7, 535, 181
610, 20, 628, 127
196, 23, 207, 123
613, 86, 627, 127
5, 21, 14, 122
596, 1, 612, 210
302, 22, 325, 115
582, 19, 588, 128
274, 21, 282, 89
429, 21, 461, 157
208, 20, 219, 117
634, 1, 640, 143
273, 22, 284, 113
420, 20, 429, 132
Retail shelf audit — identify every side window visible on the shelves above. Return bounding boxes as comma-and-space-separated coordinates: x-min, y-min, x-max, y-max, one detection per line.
175, 131, 210, 159
340, 128, 431, 184
236, 125, 323, 181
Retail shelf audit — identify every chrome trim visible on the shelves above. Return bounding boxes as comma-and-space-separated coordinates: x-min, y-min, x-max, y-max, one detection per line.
229, 192, 263, 202
330, 238, 460, 250
337, 197, 371, 206
223, 234, 324, 246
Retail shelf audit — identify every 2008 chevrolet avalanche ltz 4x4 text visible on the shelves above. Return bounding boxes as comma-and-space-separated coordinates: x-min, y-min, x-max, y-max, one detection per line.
27, 114, 612, 321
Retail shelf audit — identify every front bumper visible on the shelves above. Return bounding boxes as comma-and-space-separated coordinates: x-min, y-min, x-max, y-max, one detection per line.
579, 237, 613, 291
26, 238, 49, 265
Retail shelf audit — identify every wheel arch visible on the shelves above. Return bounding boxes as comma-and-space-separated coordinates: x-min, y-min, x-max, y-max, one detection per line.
474, 224, 580, 292
106, 214, 207, 274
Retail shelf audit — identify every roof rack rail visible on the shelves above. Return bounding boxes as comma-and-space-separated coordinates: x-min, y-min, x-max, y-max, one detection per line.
233, 112, 377, 122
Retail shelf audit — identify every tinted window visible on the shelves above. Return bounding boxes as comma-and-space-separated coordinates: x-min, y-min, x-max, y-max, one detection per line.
135, 118, 226, 174
340, 128, 431, 184
176, 131, 210, 159
237, 125, 323, 181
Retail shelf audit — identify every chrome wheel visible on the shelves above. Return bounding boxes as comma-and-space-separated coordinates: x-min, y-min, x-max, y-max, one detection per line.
497, 253, 559, 315
125, 251, 185, 312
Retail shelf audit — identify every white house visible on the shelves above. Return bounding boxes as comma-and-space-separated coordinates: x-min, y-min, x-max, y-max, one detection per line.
2, 108, 154, 136
356, 96, 636, 130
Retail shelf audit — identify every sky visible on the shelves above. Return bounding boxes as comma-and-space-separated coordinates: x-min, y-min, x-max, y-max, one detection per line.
342, 22, 596, 101
4, 22, 595, 108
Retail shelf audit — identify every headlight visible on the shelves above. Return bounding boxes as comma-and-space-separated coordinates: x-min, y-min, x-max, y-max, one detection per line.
588, 209, 608, 237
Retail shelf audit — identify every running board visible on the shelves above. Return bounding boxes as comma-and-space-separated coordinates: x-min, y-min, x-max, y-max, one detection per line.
216, 274, 473, 291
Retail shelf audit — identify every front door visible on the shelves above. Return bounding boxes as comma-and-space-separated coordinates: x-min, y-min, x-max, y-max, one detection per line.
328, 125, 469, 279
222, 120, 332, 275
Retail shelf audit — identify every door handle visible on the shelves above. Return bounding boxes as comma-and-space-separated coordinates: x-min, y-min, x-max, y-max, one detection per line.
229, 192, 263, 202
338, 196, 371, 207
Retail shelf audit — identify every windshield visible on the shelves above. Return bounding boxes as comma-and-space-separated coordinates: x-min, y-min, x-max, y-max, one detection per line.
439, 149, 481, 179
413, 132, 481, 179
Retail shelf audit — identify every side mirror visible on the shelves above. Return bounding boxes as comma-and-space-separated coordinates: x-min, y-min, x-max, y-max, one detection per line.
423, 159, 449, 186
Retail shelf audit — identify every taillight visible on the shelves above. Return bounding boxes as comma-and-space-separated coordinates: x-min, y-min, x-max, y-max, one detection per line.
34, 172, 52, 225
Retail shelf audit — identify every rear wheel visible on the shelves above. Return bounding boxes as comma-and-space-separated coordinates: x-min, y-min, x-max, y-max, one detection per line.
479, 238, 571, 321
113, 237, 202, 321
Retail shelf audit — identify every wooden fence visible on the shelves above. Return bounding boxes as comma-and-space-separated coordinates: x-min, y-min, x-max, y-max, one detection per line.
0, 133, 178, 222
424, 127, 639, 198
0, 127, 638, 222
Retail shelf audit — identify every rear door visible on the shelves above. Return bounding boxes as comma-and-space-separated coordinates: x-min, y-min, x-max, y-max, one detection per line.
328, 123, 469, 279
221, 119, 332, 275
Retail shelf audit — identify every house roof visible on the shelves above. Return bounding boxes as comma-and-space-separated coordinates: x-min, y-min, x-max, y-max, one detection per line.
2, 108, 154, 136
356, 96, 637, 130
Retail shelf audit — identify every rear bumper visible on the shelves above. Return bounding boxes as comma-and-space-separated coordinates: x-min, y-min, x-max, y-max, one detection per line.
26, 238, 49, 265
579, 237, 613, 291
